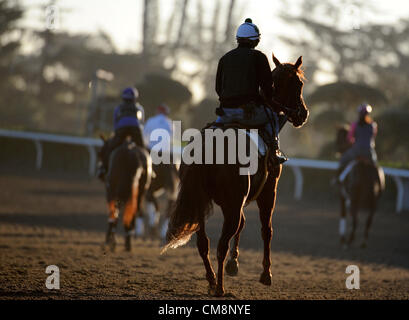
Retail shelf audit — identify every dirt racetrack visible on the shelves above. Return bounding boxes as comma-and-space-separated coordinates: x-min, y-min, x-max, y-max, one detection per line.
1, 169, 409, 300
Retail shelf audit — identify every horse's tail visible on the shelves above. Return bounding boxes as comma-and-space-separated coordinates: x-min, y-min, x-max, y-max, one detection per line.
161, 164, 212, 254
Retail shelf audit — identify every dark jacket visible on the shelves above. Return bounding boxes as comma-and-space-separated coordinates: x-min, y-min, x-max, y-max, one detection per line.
113, 102, 140, 131
215, 44, 273, 108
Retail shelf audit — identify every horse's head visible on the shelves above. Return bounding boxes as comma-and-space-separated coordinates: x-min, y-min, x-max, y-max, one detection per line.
336, 124, 352, 154
271, 54, 309, 127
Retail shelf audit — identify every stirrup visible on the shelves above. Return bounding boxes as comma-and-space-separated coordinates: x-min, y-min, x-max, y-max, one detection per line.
331, 176, 341, 186
269, 150, 288, 167
96, 165, 106, 181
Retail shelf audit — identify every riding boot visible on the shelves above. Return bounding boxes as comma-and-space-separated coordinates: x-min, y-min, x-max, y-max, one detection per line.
98, 136, 119, 181
96, 161, 106, 181
268, 139, 287, 167
97, 149, 111, 182
331, 167, 343, 186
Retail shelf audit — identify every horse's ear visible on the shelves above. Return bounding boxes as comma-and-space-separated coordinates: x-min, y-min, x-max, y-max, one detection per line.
272, 53, 281, 67
99, 133, 106, 142
294, 56, 303, 69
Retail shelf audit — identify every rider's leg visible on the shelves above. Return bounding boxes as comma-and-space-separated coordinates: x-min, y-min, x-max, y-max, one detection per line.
97, 136, 116, 180
131, 125, 147, 149
97, 130, 125, 180
251, 106, 287, 165
335, 148, 356, 184
215, 106, 286, 165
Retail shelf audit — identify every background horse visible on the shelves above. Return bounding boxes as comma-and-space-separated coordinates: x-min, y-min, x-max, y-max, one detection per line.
138, 162, 179, 240
162, 54, 309, 296
336, 126, 385, 248
99, 136, 151, 251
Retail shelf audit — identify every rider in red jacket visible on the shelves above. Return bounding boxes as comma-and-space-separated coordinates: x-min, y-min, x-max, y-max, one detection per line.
336, 103, 378, 181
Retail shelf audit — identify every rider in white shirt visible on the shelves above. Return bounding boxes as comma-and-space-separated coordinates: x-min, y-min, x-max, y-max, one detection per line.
143, 103, 173, 151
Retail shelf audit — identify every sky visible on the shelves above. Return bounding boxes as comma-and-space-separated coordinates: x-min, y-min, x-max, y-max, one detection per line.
19, 0, 409, 100
21, 0, 409, 55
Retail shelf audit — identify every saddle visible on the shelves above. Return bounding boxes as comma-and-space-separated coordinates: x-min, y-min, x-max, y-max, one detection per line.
355, 156, 373, 165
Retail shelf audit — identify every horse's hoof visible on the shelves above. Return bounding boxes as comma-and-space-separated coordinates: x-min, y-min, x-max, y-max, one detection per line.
208, 284, 216, 296
214, 287, 225, 297
259, 272, 272, 286
109, 240, 116, 252
225, 259, 239, 276
125, 236, 132, 251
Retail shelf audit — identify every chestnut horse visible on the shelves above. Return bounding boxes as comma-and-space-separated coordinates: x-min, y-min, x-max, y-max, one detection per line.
98, 136, 152, 251
162, 54, 309, 296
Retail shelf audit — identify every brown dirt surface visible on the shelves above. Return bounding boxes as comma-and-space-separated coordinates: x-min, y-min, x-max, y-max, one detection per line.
1, 170, 409, 300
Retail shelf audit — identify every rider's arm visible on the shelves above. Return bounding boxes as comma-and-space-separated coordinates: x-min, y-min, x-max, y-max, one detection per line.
347, 122, 357, 144
113, 106, 119, 125
372, 122, 378, 138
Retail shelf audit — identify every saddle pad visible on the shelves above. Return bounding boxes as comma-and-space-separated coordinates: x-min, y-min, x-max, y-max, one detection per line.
246, 130, 267, 157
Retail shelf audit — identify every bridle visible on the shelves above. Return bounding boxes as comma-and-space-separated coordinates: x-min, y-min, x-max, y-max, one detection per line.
271, 68, 304, 124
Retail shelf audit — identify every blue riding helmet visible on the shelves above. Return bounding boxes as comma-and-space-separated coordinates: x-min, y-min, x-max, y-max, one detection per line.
121, 87, 139, 100
358, 103, 372, 115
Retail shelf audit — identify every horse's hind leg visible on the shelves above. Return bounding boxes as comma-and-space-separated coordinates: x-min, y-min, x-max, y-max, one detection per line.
196, 220, 216, 294
362, 196, 377, 248
146, 198, 160, 239
105, 200, 118, 252
225, 214, 245, 276
339, 196, 347, 247
347, 196, 359, 246
215, 204, 242, 297
123, 201, 136, 251
123, 184, 140, 252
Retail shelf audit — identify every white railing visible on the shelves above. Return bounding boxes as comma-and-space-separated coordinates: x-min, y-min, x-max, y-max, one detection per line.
1, 129, 408, 213
0, 129, 103, 175
284, 158, 409, 213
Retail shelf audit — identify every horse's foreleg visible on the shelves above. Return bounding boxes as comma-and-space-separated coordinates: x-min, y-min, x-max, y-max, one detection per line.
258, 207, 273, 286
215, 205, 242, 297
226, 214, 245, 276
196, 221, 216, 293
256, 171, 280, 286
